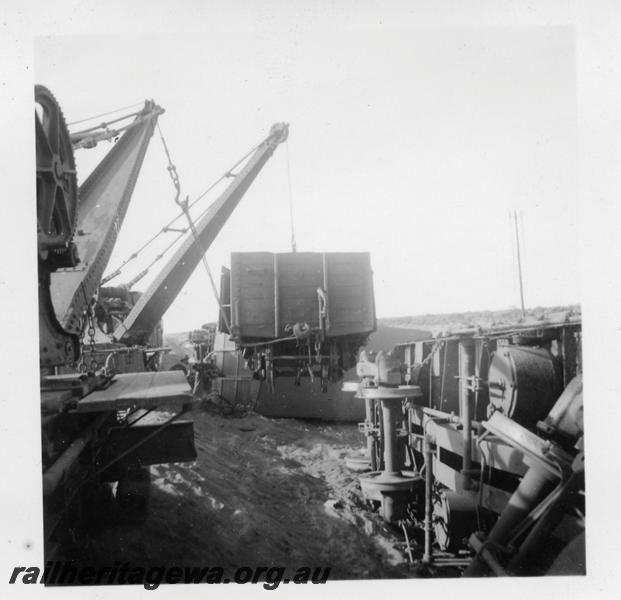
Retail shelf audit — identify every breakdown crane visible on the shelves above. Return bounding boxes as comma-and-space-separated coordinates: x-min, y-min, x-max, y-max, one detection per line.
36, 84, 287, 551
37, 85, 194, 548
79, 121, 288, 374
38, 89, 164, 369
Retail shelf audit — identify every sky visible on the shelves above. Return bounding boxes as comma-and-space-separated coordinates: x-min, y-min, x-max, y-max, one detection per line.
33, 22, 579, 333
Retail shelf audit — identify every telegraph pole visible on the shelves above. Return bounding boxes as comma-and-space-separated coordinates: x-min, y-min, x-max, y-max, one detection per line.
513, 209, 526, 319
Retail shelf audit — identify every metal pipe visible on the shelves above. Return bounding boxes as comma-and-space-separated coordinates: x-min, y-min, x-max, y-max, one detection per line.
321, 254, 329, 333
459, 339, 475, 489
489, 464, 557, 541
380, 398, 401, 474
422, 433, 434, 564
392, 318, 580, 348
428, 343, 433, 407
422, 406, 460, 423
468, 534, 508, 577
401, 521, 415, 564
234, 351, 240, 406
43, 436, 90, 497
365, 397, 377, 470
463, 462, 557, 576
400, 412, 409, 470
273, 254, 279, 337
507, 470, 583, 575
42, 413, 108, 496
404, 345, 412, 384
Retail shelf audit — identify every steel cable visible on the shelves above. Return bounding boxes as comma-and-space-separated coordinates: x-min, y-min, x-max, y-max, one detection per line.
67, 101, 145, 126
156, 124, 232, 333
285, 140, 297, 252
102, 128, 264, 285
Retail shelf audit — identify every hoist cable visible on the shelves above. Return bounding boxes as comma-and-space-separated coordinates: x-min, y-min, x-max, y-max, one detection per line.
67, 102, 145, 127
178, 205, 231, 334
70, 110, 143, 136
156, 124, 232, 333
285, 139, 297, 252
124, 228, 187, 285
102, 130, 264, 285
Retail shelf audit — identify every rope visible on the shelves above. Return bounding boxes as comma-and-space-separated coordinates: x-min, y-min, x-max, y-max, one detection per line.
285, 140, 297, 252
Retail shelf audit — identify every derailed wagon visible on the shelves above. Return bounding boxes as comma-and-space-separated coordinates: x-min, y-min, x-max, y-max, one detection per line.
219, 251, 377, 391
343, 315, 584, 576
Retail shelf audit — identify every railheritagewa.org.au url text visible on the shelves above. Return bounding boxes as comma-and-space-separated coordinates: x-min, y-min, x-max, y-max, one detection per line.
9, 562, 331, 590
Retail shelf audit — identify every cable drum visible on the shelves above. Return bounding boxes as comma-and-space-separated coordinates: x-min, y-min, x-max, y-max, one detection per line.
487, 345, 563, 431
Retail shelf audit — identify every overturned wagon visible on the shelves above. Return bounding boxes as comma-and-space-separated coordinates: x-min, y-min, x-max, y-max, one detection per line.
220, 252, 376, 390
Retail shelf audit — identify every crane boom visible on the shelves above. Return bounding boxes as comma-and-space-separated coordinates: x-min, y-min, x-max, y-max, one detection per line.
113, 122, 289, 346
50, 101, 164, 337
37, 90, 198, 549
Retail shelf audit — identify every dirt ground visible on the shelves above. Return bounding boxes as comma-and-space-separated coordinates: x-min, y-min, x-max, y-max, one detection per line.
58, 404, 417, 581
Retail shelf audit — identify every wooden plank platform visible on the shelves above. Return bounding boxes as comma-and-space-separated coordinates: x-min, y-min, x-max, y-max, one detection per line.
75, 371, 191, 413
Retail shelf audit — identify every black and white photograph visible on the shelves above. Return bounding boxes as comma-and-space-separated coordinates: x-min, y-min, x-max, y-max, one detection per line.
2, 1, 620, 598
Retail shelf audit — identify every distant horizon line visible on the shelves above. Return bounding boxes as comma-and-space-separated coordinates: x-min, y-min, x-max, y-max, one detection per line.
163, 303, 581, 336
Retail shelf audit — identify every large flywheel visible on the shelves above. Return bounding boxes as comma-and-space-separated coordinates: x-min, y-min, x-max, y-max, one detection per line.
36, 85, 80, 368
35, 85, 78, 261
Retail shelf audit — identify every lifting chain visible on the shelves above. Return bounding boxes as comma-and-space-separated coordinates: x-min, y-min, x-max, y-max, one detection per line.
157, 124, 232, 333
158, 123, 181, 205
423, 339, 444, 367
78, 299, 99, 374
86, 301, 99, 372
400, 339, 445, 389
406, 339, 444, 371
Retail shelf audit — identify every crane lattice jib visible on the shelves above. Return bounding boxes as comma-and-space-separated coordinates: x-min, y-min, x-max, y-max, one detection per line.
113, 122, 289, 346
50, 101, 164, 335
